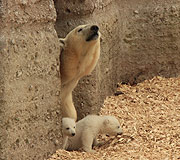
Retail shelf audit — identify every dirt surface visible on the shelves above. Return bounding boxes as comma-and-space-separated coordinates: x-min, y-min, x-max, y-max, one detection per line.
48, 76, 180, 160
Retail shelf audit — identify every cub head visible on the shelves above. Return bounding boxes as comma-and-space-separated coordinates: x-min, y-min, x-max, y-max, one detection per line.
62, 117, 76, 137
60, 24, 101, 49
103, 116, 123, 136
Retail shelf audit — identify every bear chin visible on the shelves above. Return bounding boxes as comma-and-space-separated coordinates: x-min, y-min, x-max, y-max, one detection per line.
86, 33, 99, 42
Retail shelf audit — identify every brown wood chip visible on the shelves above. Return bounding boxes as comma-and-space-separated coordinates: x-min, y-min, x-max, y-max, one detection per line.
48, 76, 180, 160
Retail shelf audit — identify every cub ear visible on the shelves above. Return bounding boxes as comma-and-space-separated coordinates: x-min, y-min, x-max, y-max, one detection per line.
103, 118, 110, 125
61, 118, 66, 124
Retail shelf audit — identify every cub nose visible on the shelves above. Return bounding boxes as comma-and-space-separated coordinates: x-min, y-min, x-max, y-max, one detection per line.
117, 132, 123, 136
72, 133, 75, 136
90, 25, 99, 32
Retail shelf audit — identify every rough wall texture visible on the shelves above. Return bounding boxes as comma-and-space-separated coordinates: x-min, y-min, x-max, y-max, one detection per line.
0, 0, 61, 160
1, 0, 180, 159
54, 0, 180, 119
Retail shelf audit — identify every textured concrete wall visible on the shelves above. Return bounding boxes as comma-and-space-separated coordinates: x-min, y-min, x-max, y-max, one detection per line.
54, 0, 180, 119
1, 0, 180, 159
0, 0, 61, 159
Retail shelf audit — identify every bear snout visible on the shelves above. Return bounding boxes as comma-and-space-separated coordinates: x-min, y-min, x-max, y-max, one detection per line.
90, 25, 99, 32
72, 133, 75, 136
117, 132, 123, 136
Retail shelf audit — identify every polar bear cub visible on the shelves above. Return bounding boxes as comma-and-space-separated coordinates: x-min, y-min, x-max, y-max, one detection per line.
62, 115, 123, 153
61, 117, 76, 150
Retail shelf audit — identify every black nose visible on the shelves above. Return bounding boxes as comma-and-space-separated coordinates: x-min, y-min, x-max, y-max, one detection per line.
117, 132, 123, 136
90, 25, 99, 32
72, 133, 75, 136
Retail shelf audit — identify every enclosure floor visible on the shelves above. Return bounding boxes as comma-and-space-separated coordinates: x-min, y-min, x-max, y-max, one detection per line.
48, 76, 180, 160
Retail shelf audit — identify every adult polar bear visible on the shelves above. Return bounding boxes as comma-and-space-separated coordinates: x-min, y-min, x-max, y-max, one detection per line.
60, 24, 101, 121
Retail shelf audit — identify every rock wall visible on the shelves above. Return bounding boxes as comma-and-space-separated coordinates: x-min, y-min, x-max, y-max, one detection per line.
0, 0, 180, 159
54, 0, 180, 119
0, 0, 61, 160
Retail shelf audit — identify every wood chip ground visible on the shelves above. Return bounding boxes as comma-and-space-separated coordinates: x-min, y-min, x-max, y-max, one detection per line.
48, 76, 180, 160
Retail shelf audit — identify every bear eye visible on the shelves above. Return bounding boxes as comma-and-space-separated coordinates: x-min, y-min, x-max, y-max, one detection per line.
117, 126, 120, 129
78, 28, 83, 32
66, 127, 70, 130
74, 126, 76, 129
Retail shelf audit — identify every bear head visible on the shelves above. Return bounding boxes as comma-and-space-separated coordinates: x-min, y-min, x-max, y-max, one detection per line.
59, 24, 101, 50
62, 117, 76, 137
103, 116, 123, 136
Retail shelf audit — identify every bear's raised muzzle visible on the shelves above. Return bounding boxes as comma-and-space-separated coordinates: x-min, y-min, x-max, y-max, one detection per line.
90, 25, 99, 32
86, 25, 99, 42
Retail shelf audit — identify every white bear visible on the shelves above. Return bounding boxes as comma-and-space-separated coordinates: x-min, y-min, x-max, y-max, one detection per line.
59, 24, 101, 121
61, 115, 123, 153
61, 117, 76, 150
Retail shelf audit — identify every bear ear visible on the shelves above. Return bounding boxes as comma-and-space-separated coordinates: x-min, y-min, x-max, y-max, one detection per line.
61, 118, 65, 124
103, 118, 110, 125
59, 38, 65, 49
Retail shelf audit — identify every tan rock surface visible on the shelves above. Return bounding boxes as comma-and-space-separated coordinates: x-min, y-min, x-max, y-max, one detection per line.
0, 0, 61, 159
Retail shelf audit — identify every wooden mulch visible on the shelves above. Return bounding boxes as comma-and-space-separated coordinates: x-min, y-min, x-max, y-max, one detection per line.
48, 76, 180, 160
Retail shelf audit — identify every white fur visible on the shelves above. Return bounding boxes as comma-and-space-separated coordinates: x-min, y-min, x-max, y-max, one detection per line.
62, 115, 123, 153
61, 117, 76, 150
60, 24, 101, 121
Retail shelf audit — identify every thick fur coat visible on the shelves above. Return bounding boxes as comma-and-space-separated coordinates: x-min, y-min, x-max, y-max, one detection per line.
60, 24, 101, 121
62, 115, 123, 153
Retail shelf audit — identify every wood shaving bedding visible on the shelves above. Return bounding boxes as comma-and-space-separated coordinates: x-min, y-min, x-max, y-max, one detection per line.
48, 76, 180, 160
